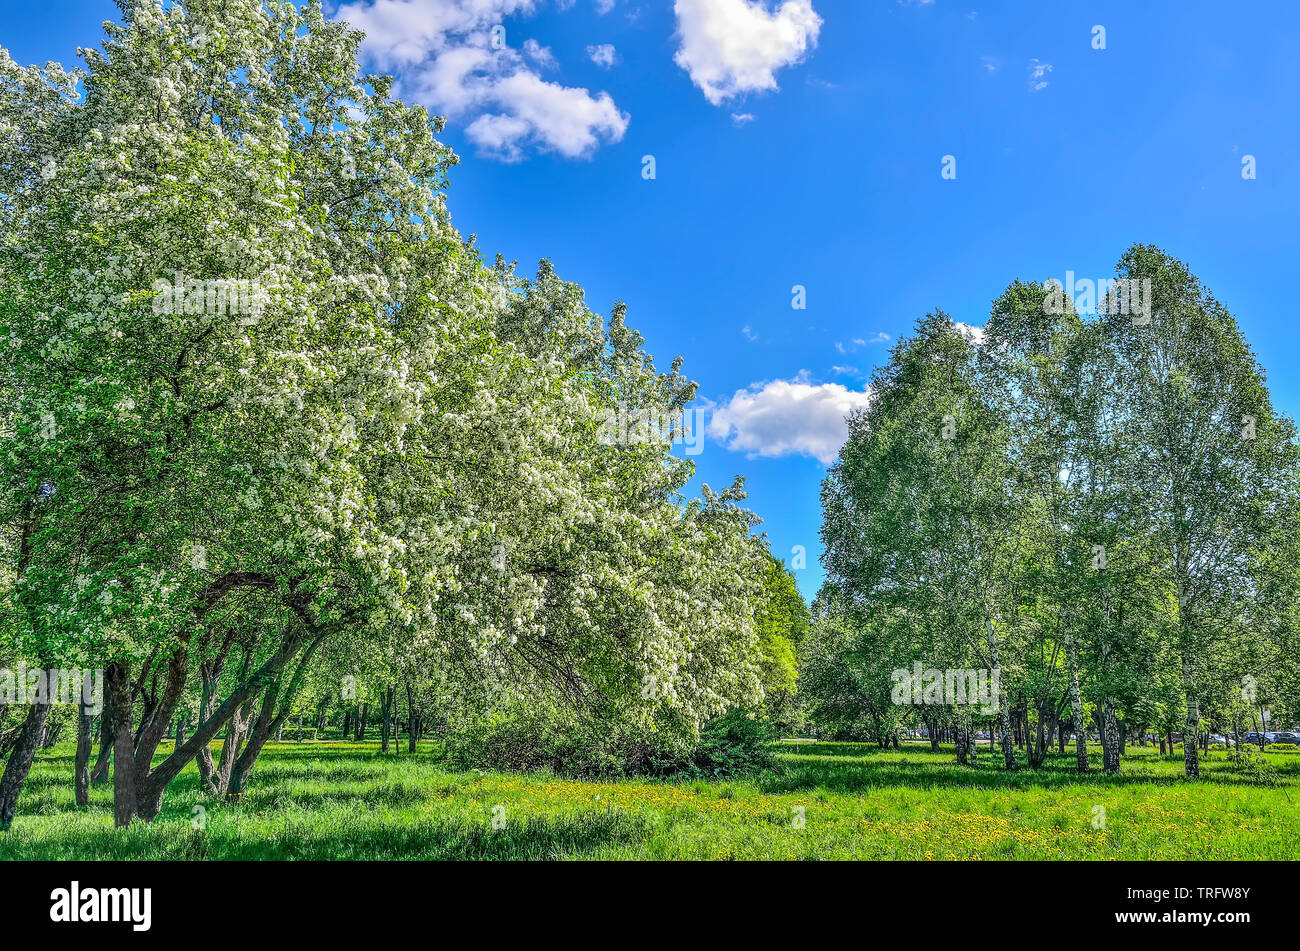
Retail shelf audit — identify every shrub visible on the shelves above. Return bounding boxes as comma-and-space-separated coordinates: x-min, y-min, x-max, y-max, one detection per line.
444, 705, 642, 778
684, 709, 776, 778
443, 702, 776, 779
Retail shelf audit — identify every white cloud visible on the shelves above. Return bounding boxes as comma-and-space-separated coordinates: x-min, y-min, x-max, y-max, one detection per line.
336, 0, 628, 159
459, 71, 629, 160
954, 322, 986, 345
595, 0, 616, 13
586, 43, 618, 68
980, 55, 999, 73
741, 324, 758, 341
463, 113, 534, 153
707, 376, 871, 464
337, 0, 536, 68
1027, 58, 1052, 91
672, 0, 822, 106
834, 333, 887, 353
522, 38, 557, 70
731, 111, 756, 125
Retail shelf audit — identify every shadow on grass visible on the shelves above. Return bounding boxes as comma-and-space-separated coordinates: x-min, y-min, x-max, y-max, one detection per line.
1, 809, 650, 860
12, 745, 456, 820
763, 744, 1298, 794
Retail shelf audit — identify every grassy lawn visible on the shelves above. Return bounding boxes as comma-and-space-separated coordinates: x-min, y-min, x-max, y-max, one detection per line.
1, 740, 1297, 860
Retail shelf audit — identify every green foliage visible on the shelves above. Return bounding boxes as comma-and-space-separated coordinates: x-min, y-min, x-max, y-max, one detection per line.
685, 709, 777, 778
755, 556, 807, 699
443, 705, 636, 778
442, 699, 777, 779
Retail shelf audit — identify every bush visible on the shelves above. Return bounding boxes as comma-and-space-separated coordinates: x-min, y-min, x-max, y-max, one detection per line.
684, 709, 776, 777
444, 706, 641, 778
443, 703, 776, 779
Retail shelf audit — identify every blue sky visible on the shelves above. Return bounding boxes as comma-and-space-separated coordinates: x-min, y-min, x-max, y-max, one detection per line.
6, 0, 1299, 598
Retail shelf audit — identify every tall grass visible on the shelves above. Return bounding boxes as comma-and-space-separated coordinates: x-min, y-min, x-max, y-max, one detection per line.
1, 740, 1295, 860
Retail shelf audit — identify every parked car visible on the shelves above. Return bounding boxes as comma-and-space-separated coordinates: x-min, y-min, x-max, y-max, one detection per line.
1271, 732, 1299, 745
1208, 735, 1227, 745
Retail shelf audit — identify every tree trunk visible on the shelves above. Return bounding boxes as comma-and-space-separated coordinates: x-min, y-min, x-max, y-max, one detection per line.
955, 711, 977, 766
1181, 650, 1200, 778
134, 620, 317, 821
1027, 703, 1048, 768
985, 618, 1015, 770
225, 632, 325, 799
1064, 630, 1088, 772
214, 700, 256, 796
107, 662, 137, 828
90, 698, 113, 785
0, 698, 52, 830
75, 695, 94, 807
195, 656, 227, 793
406, 682, 419, 753
380, 685, 394, 753
227, 694, 283, 799
1102, 700, 1120, 774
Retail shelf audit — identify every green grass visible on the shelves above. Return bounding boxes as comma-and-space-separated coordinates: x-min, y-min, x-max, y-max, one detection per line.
1, 740, 1297, 859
